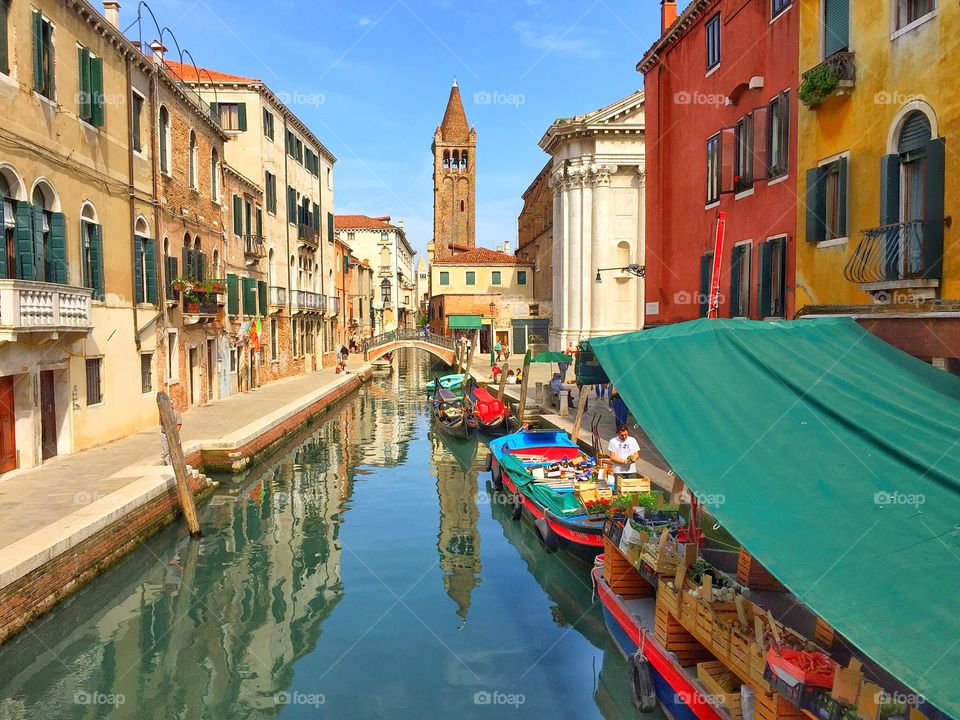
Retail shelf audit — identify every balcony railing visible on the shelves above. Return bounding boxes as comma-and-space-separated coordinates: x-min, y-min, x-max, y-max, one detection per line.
290, 289, 325, 313
0, 280, 93, 338
244, 234, 266, 258
801, 51, 856, 106
298, 224, 318, 246
328, 295, 341, 315
378, 264, 392, 278
843, 220, 938, 284
269, 286, 287, 307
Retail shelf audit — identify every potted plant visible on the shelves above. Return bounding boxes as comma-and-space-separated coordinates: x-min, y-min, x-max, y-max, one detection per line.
584, 498, 611, 519
171, 278, 191, 293
798, 64, 840, 107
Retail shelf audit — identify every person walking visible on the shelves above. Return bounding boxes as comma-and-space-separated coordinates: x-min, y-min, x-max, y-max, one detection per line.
494, 340, 502, 362
610, 386, 628, 428
339, 345, 349, 365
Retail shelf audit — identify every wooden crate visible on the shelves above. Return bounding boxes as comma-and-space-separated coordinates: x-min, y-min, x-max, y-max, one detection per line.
711, 616, 732, 660
729, 628, 752, 678
755, 691, 804, 720
657, 578, 681, 616
749, 643, 772, 692
697, 661, 743, 720
603, 538, 654, 599
736, 548, 787, 592
814, 616, 835, 650
655, 605, 715, 667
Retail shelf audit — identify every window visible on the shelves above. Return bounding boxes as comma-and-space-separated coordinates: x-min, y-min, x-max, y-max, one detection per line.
380, 279, 392, 304
698, 253, 714, 317
0, 0, 9, 75
292, 318, 299, 356
210, 148, 220, 201
706, 134, 721, 204
767, 92, 790, 179
772, 0, 792, 17
465, 270, 476, 285
295, 138, 303, 165
263, 108, 274, 140
81, 208, 104, 300
77, 46, 104, 126
85, 358, 103, 404
734, 114, 754, 192
270, 317, 278, 360
188, 131, 198, 190
705, 13, 721, 71
823, 0, 850, 57
439, 271, 450, 285
287, 186, 296, 224
758, 237, 787, 318
140, 353, 153, 393
158, 106, 170, 174
33, 11, 55, 100
133, 221, 157, 304
218, 102, 246, 131
895, 0, 934, 30
729, 243, 751, 317
517, 270, 528, 285
491, 270, 502, 285
805, 157, 848, 242
529, 303, 540, 317
265, 172, 277, 214
327, 168, 332, 190
131, 92, 144, 152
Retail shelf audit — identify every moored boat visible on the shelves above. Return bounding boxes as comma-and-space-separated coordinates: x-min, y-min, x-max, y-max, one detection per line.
465, 382, 516, 436
431, 382, 476, 439
424, 373, 466, 394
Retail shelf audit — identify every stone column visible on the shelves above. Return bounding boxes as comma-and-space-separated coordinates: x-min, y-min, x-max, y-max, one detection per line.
580, 167, 594, 337
635, 167, 646, 330
591, 165, 615, 336
550, 172, 565, 350
566, 169, 584, 348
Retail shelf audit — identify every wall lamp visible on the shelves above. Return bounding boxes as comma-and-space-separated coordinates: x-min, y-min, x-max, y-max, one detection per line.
595, 264, 646, 283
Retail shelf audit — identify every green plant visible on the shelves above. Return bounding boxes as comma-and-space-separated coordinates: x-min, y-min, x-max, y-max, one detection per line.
798, 65, 840, 107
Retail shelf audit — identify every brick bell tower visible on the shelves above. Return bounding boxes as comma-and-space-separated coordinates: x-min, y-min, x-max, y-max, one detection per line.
432, 78, 476, 259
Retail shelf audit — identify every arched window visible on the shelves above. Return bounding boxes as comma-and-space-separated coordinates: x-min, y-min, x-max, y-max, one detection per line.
188, 130, 198, 189
380, 278, 392, 304
461, 150, 468, 169
80, 202, 101, 295
212, 249, 220, 278
134, 217, 154, 304
268, 248, 275, 286
460, 200, 465, 212
210, 148, 220, 201
158, 106, 170, 174
452, 150, 460, 169
895, 110, 935, 276
290, 255, 297, 289
443, 150, 450, 169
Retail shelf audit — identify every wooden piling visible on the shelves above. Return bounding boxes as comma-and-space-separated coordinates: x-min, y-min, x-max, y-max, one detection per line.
465, 342, 475, 380
496, 362, 509, 401
571, 387, 589, 443
157, 392, 202, 537
517, 350, 532, 424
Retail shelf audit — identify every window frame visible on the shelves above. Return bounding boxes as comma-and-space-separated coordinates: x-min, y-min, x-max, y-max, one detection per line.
767, 92, 790, 180
517, 270, 528, 286
705, 13, 721, 72
771, 0, 792, 19
491, 270, 502, 285
140, 352, 154, 394
167, 329, 179, 383
730, 242, 752, 318
465, 270, 476, 286
158, 106, 171, 175
705, 133, 721, 205
263, 107, 274, 141
734, 113, 755, 192
893, 0, 936, 33
188, 130, 198, 190
34, 11, 56, 101
131, 90, 145, 154
759, 235, 787, 318
85, 356, 104, 406
218, 102, 242, 131
439, 271, 450, 286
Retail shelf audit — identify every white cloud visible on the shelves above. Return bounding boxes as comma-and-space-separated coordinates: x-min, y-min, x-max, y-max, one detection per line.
357, 16, 374, 27
513, 20, 603, 59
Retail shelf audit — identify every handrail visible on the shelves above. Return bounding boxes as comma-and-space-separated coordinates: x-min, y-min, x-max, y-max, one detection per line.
361, 328, 456, 354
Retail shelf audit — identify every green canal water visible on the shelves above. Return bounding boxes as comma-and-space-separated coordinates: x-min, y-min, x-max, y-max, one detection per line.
0, 352, 655, 720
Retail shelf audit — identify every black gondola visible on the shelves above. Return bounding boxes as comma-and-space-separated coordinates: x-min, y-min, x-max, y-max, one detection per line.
431, 378, 476, 438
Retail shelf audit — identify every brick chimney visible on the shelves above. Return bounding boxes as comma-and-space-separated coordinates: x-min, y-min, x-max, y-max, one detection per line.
103, 1, 120, 28
149, 40, 166, 65
661, 0, 677, 33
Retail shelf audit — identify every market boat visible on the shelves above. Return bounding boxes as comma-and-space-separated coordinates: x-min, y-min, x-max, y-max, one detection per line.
487, 429, 606, 563
465, 382, 517, 436
424, 373, 465, 394
431, 382, 475, 439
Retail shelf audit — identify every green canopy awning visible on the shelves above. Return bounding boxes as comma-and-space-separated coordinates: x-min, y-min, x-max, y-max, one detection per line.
532, 352, 573, 363
448, 314, 482, 330
590, 318, 960, 718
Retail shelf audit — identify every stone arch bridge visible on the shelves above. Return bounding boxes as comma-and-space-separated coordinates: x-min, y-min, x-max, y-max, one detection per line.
362, 329, 456, 365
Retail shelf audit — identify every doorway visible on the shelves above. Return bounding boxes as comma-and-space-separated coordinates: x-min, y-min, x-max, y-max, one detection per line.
0, 377, 16, 472
248, 349, 257, 390
206, 340, 215, 401
188, 347, 199, 405
40, 371, 57, 460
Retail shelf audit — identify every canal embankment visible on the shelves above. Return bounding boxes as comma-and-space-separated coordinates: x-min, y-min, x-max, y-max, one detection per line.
0, 361, 372, 645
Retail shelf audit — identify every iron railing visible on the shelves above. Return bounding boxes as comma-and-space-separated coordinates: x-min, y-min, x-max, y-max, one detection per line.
298, 224, 318, 246
269, 285, 287, 307
361, 328, 455, 354
290, 289, 324, 312
244, 234, 266, 258
328, 294, 341, 315
843, 220, 935, 283
802, 51, 856, 90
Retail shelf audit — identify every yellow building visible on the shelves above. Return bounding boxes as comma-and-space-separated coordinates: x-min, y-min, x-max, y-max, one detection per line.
797, 0, 959, 369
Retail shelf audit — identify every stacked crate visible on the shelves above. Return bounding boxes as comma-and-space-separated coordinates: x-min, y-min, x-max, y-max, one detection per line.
755, 690, 805, 720
736, 548, 787, 592
654, 600, 715, 667
602, 538, 654, 598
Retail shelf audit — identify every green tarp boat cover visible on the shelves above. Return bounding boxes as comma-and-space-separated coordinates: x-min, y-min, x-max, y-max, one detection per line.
590, 318, 960, 717
497, 451, 584, 517
532, 352, 573, 363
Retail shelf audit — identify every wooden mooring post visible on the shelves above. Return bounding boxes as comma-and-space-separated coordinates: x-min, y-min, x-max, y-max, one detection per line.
496, 362, 509, 401
517, 350, 532, 424
571, 387, 589, 444
157, 391, 202, 537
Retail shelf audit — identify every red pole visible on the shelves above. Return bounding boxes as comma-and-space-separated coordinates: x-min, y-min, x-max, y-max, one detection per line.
707, 211, 727, 319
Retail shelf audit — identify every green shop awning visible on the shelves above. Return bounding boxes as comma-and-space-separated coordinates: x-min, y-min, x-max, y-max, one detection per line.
532, 352, 573, 363
448, 314, 482, 330
590, 318, 960, 718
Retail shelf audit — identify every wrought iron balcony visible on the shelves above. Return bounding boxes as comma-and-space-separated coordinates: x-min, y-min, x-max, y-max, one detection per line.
298, 224, 318, 247
290, 289, 325, 314
801, 52, 856, 106
269, 285, 287, 308
243, 234, 266, 258
843, 220, 939, 284
0, 280, 93, 342
328, 294, 341, 315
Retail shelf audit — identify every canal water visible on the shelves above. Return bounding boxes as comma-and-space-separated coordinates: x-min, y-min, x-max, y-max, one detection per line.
0, 352, 655, 720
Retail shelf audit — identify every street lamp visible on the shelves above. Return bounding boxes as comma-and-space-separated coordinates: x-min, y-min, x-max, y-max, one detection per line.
595, 264, 645, 283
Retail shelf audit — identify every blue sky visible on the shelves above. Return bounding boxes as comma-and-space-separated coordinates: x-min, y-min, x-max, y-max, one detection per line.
132, 0, 662, 258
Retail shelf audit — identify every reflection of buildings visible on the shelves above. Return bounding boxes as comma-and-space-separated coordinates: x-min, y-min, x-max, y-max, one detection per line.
430, 432, 481, 622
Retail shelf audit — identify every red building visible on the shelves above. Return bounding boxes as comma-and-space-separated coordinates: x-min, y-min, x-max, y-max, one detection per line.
640, 0, 798, 325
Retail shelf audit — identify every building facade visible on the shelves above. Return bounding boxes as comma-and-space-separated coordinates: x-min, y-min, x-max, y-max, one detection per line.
348, 257, 374, 341
432, 80, 476, 260
516, 160, 554, 313
540, 90, 646, 351
795, 0, 959, 370
334, 215, 416, 334
639, 0, 799, 327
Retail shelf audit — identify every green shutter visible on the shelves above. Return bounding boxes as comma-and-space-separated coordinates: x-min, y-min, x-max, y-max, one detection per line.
233, 194, 242, 235
823, 0, 849, 57
90, 57, 105, 127
90, 224, 104, 300
729, 247, 742, 317
133, 235, 144, 303
698, 254, 712, 318
0, 199, 5, 278
922, 138, 945, 280
165, 255, 177, 296
244, 201, 251, 236
144, 238, 157, 304
256, 207, 263, 237
227, 273, 239, 315
0, 0, 9, 75
836, 156, 848, 237
879, 154, 901, 226
32, 11, 43, 93
242, 277, 256, 315
327, 212, 334, 243
78, 47, 92, 121
237, 102, 247, 131
31, 206, 44, 281
48, 212, 67, 283
805, 167, 827, 242
757, 241, 773, 317
257, 280, 267, 316
15, 204, 34, 280
208, 101, 218, 122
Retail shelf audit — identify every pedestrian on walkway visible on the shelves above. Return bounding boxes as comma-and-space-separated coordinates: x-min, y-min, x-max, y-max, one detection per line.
339, 345, 349, 364
610, 386, 628, 428
594, 382, 606, 400
608, 424, 641, 478
160, 411, 183, 466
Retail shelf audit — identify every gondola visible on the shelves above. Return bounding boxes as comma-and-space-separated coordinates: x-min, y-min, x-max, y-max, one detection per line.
431, 380, 476, 438
464, 380, 517, 436
424, 373, 465, 395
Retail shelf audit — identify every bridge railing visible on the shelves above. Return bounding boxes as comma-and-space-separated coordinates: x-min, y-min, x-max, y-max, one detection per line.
362, 328, 455, 355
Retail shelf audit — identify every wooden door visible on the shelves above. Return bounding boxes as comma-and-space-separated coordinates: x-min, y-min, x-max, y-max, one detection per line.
206, 340, 215, 401
40, 371, 57, 460
0, 377, 16, 472
189, 348, 199, 405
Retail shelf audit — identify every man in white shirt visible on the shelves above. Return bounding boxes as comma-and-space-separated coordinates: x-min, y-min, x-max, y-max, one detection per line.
607, 424, 641, 477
